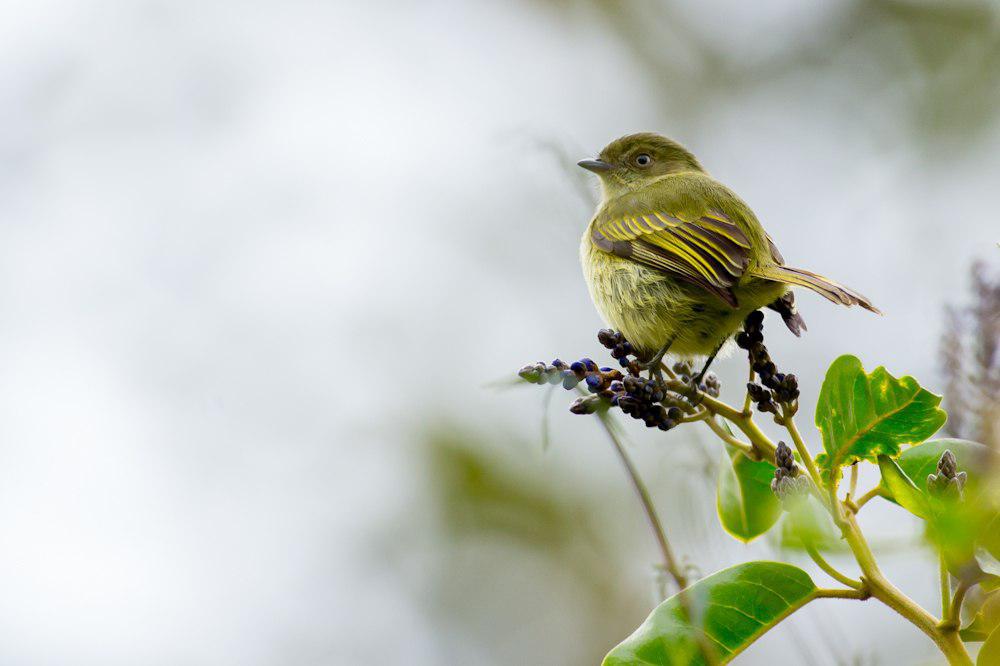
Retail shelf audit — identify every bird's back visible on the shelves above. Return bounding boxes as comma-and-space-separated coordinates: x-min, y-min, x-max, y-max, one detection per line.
581, 171, 786, 356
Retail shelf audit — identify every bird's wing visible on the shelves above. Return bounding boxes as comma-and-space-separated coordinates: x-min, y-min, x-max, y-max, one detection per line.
591, 208, 754, 307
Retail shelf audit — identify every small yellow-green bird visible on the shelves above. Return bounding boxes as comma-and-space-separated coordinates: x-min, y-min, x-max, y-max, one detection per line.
578, 133, 878, 377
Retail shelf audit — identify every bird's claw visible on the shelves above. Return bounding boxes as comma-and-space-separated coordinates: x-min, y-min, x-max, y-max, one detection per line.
683, 376, 704, 406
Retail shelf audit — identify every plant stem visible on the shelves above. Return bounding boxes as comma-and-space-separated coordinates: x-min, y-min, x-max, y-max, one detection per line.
688, 373, 974, 664
781, 408, 823, 489
668, 380, 780, 462
944, 578, 975, 631
849, 464, 859, 500
742, 367, 754, 415
679, 410, 710, 424
703, 416, 755, 458
805, 543, 864, 590
835, 508, 972, 664
851, 486, 884, 513
939, 556, 951, 619
814, 587, 871, 600
594, 410, 687, 590
593, 412, 719, 665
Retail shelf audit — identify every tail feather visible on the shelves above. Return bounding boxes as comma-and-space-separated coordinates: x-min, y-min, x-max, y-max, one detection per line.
767, 292, 808, 337
753, 265, 881, 314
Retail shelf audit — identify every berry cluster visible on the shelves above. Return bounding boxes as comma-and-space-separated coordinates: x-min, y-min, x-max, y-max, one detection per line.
616, 375, 685, 430
671, 361, 721, 398
771, 441, 810, 507
520, 330, 695, 429
518, 358, 623, 392
737, 310, 799, 418
927, 449, 967, 500
598, 328, 641, 372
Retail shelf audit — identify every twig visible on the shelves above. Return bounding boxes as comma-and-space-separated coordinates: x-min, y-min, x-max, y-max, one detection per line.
742, 366, 754, 415
805, 543, 864, 590
592, 409, 719, 665
781, 406, 824, 490
679, 409, 710, 424
939, 556, 951, 620
943, 577, 975, 631
593, 409, 686, 589
851, 486, 884, 513
814, 587, 871, 600
703, 416, 755, 458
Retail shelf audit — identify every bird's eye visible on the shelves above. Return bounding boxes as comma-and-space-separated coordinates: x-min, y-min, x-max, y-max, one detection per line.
634, 154, 652, 167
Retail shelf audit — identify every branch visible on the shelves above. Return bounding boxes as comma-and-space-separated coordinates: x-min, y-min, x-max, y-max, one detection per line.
780, 406, 824, 490
939, 556, 951, 620
850, 486, 885, 513
805, 543, 864, 590
814, 587, 871, 600
593, 409, 687, 590
703, 416, 755, 458
942, 577, 976, 631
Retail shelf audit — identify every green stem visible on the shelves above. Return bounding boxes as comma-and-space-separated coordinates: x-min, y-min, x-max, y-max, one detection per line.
689, 373, 973, 664
742, 367, 754, 415
851, 486, 884, 513
805, 543, 864, 590
939, 556, 951, 620
593, 413, 720, 664
814, 587, 870, 600
594, 410, 687, 589
679, 409, 710, 424
944, 577, 975, 631
781, 408, 823, 490
703, 416, 755, 458
836, 509, 972, 665
670, 381, 780, 463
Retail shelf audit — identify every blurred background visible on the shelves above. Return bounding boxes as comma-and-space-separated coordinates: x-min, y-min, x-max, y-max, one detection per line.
0, 0, 997, 664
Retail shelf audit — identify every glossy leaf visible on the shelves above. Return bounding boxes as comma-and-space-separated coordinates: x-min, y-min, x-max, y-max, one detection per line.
716, 446, 781, 542
877, 455, 930, 519
815, 355, 946, 483
961, 590, 1000, 642
603, 562, 816, 665
980, 626, 1000, 665
778, 496, 843, 551
890, 439, 1000, 570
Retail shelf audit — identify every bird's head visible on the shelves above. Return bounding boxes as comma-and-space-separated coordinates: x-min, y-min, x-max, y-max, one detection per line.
578, 133, 704, 198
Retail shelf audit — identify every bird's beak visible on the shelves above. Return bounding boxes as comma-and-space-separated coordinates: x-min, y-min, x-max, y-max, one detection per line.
577, 159, 612, 173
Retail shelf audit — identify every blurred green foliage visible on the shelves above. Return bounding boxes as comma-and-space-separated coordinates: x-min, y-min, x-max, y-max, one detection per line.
418, 426, 650, 664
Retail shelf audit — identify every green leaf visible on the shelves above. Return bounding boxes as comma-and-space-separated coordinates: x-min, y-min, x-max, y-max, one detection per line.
877, 455, 930, 519
890, 439, 1000, 571
778, 496, 844, 551
814, 355, 946, 483
980, 626, 1000, 665
603, 562, 816, 665
961, 590, 1000, 642
716, 446, 782, 543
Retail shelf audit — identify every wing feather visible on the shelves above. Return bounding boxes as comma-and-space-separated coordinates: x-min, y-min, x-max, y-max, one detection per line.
591, 208, 755, 306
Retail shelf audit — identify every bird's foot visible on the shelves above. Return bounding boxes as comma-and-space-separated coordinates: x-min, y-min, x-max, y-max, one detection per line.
637, 341, 673, 379
682, 375, 704, 407
638, 358, 666, 383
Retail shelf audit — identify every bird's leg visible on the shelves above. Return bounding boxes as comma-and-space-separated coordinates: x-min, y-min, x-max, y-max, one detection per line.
693, 341, 724, 385
683, 338, 727, 404
638, 336, 676, 380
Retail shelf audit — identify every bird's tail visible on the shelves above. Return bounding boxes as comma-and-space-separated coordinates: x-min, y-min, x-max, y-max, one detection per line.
751, 265, 881, 314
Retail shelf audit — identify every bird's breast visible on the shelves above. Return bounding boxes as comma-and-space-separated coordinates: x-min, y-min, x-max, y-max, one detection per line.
579, 230, 782, 358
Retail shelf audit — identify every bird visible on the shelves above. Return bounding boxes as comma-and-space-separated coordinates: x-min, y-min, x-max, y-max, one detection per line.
577, 132, 878, 380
